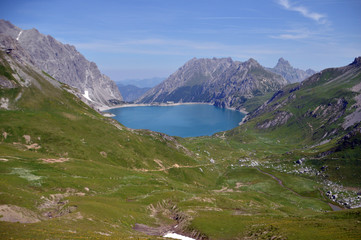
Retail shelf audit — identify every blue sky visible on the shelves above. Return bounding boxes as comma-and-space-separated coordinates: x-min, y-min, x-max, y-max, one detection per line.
1, 0, 361, 81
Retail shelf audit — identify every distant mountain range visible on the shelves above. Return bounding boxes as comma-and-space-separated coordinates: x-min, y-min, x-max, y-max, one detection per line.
116, 83, 150, 102
137, 57, 291, 110
118, 58, 315, 106
268, 57, 316, 83
115, 77, 164, 102
0, 19, 122, 108
117, 77, 164, 88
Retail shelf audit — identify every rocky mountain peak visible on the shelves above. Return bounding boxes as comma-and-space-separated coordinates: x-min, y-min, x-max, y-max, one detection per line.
275, 57, 292, 69
0, 19, 21, 39
245, 58, 262, 68
268, 57, 316, 83
350, 56, 361, 67
0, 20, 123, 108
137, 56, 288, 110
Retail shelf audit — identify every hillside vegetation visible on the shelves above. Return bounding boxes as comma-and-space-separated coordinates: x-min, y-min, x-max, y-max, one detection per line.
1, 46, 361, 239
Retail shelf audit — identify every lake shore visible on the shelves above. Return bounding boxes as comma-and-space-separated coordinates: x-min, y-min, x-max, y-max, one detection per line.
100, 102, 248, 114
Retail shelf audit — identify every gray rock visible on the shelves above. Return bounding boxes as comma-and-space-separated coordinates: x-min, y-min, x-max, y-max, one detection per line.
256, 111, 293, 129
137, 57, 288, 110
267, 57, 316, 83
295, 158, 305, 165
0, 19, 122, 107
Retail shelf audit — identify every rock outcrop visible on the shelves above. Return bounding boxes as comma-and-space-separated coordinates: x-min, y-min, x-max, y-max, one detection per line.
0, 19, 122, 107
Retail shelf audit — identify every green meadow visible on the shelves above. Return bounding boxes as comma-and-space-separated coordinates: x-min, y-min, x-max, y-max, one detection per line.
1, 52, 361, 239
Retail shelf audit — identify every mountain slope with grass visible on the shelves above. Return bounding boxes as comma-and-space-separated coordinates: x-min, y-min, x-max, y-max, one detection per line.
239, 57, 361, 147
227, 57, 361, 189
137, 57, 288, 111
1, 31, 361, 239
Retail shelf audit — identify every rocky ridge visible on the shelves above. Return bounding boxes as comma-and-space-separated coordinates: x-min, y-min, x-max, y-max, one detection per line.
243, 57, 361, 147
268, 57, 316, 83
137, 57, 288, 110
0, 34, 64, 110
0, 19, 122, 108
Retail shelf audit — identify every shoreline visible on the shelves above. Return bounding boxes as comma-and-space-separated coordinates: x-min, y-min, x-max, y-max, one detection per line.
100, 102, 248, 114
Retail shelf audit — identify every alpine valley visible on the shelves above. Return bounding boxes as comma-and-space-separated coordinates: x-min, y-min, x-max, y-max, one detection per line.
0, 20, 361, 240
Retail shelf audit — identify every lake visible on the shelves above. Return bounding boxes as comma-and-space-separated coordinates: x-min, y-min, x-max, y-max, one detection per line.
105, 104, 246, 137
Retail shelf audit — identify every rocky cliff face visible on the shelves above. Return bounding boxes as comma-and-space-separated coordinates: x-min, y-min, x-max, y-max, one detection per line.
137, 57, 288, 110
268, 58, 316, 83
0, 19, 122, 107
0, 33, 64, 110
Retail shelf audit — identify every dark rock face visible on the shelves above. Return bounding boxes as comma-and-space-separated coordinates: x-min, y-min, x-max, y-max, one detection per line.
268, 58, 316, 83
137, 57, 288, 110
0, 19, 122, 107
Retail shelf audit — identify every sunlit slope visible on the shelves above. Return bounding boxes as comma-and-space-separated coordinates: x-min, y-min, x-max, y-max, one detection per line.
1, 48, 361, 239
226, 58, 361, 184
0, 50, 202, 238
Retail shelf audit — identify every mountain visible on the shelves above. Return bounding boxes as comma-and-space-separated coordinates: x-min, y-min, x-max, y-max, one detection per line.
268, 57, 316, 83
0, 32, 201, 237
118, 77, 165, 88
137, 57, 288, 110
1, 30, 361, 238
0, 19, 122, 107
244, 57, 361, 136
229, 57, 361, 185
116, 83, 150, 102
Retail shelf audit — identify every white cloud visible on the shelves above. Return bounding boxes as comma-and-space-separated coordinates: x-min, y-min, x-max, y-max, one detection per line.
271, 33, 309, 40
270, 28, 311, 40
277, 0, 327, 24
199, 16, 280, 21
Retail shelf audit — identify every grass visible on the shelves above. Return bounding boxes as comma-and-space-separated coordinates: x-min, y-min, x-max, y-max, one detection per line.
1, 53, 361, 239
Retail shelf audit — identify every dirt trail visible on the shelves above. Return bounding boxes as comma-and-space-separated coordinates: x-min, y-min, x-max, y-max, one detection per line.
133, 162, 215, 173
255, 167, 302, 197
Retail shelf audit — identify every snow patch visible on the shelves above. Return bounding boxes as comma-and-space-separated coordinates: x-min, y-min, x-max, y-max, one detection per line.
82, 90, 93, 102
163, 232, 195, 240
16, 30, 23, 41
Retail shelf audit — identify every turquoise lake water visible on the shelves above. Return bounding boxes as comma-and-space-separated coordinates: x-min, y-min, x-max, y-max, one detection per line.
106, 104, 246, 138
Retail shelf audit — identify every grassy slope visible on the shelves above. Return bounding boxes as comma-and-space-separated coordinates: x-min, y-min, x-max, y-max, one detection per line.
0, 52, 361, 239
226, 63, 361, 186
